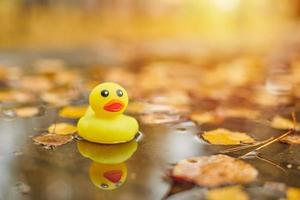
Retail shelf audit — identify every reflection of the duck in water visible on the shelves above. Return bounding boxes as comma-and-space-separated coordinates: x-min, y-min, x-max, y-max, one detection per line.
77, 139, 138, 190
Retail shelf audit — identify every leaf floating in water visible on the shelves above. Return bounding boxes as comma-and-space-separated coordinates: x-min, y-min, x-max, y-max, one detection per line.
189, 112, 217, 125
280, 134, 300, 145
59, 105, 87, 119
127, 101, 188, 115
48, 123, 77, 135
12, 107, 40, 118
287, 187, 300, 200
139, 113, 183, 124
271, 115, 299, 130
206, 186, 249, 200
20, 76, 53, 92
41, 92, 70, 107
202, 128, 255, 145
216, 107, 260, 120
171, 154, 258, 187
33, 133, 73, 147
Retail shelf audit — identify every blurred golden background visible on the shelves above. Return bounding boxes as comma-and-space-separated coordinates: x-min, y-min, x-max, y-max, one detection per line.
1, 0, 300, 52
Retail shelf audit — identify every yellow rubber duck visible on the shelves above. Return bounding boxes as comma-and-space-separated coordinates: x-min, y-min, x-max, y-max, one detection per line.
77, 82, 139, 144
77, 140, 138, 190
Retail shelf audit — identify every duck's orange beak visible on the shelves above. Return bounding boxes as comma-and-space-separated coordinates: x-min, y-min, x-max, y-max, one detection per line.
104, 99, 124, 112
103, 170, 122, 183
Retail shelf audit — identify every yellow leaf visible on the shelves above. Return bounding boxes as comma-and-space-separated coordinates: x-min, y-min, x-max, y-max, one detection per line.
202, 128, 255, 145
59, 105, 87, 119
48, 123, 77, 135
287, 187, 300, 200
271, 115, 300, 130
206, 186, 249, 200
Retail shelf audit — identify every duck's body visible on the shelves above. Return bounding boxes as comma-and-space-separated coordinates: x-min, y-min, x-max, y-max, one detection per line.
77, 82, 139, 144
78, 107, 138, 143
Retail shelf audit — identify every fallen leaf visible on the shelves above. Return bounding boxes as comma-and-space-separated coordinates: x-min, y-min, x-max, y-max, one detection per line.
254, 90, 280, 107
127, 101, 187, 115
206, 186, 249, 200
148, 90, 191, 106
33, 133, 73, 147
189, 112, 217, 125
59, 105, 87, 119
14, 107, 40, 117
0, 91, 35, 103
216, 107, 260, 120
172, 154, 258, 187
280, 134, 300, 144
41, 92, 70, 106
20, 76, 53, 92
48, 123, 77, 135
139, 113, 183, 124
202, 128, 255, 145
271, 116, 300, 130
287, 187, 300, 200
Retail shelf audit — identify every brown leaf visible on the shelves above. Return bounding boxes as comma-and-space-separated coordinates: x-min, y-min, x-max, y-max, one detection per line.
172, 154, 258, 187
202, 128, 255, 145
48, 123, 77, 135
33, 133, 73, 147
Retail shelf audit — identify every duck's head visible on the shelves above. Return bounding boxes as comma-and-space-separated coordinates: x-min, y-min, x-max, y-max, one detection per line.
89, 82, 128, 117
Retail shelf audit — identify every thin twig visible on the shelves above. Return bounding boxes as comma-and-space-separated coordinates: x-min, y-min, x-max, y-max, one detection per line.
292, 111, 297, 130
239, 129, 293, 159
220, 137, 274, 153
255, 155, 287, 174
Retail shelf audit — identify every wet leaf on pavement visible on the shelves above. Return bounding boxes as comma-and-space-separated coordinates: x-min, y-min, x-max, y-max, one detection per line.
171, 154, 258, 187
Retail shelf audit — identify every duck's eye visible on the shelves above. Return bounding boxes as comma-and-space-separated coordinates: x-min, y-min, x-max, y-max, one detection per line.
101, 90, 109, 97
100, 183, 108, 188
116, 89, 123, 97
